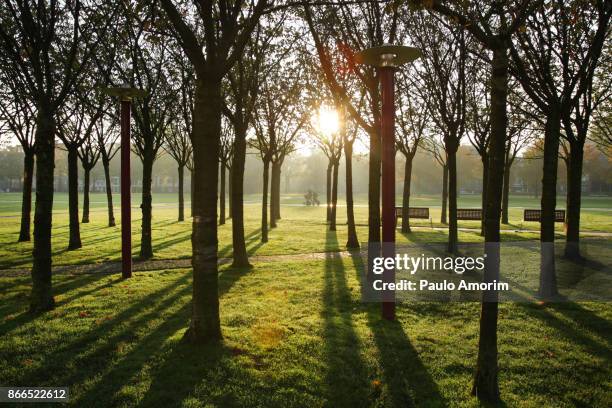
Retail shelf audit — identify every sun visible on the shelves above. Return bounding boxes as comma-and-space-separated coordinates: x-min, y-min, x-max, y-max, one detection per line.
314, 105, 340, 136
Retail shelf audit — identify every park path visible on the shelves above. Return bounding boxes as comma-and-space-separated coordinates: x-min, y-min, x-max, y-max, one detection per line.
0, 227, 609, 278
0, 250, 354, 278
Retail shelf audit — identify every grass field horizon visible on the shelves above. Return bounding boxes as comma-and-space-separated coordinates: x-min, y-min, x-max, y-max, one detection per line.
0, 192, 611, 270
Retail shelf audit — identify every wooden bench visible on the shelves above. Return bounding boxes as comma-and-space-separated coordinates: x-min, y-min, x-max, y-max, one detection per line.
395, 207, 430, 219
523, 209, 565, 222
456, 208, 482, 220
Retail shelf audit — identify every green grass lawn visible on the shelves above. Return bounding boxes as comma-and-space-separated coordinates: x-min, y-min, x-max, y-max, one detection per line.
0, 257, 610, 407
0, 192, 610, 270
0, 193, 610, 406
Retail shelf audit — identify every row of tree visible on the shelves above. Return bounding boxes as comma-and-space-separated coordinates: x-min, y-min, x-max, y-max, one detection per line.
0, 0, 610, 403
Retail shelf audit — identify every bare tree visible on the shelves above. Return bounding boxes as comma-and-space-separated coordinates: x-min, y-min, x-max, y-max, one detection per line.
422, 0, 542, 400
78, 129, 101, 224
253, 74, 304, 241
503, 89, 533, 224
465, 53, 491, 235
0, 0, 115, 311
341, 106, 360, 248
311, 105, 343, 231
56, 95, 102, 249
510, 0, 611, 280
221, 19, 280, 265
304, 1, 402, 272
164, 111, 192, 222
0, 78, 36, 241
115, 3, 175, 260
409, 12, 469, 254
95, 114, 119, 227
219, 120, 233, 226
422, 135, 448, 224
396, 71, 427, 234
159, 0, 271, 342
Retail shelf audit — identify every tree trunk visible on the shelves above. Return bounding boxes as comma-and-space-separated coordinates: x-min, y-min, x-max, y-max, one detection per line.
219, 161, 226, 225
227, 166, 232, 219
139, 153, 153, 260
183, 75, 222, 343
67, 146, 82, 250
367, 128, 382, 278
82, 166, 91, 223
273, 160, 281, 220
231, 125, 249, 267
539, 110, 561, 299
472, 46, 507, 404
447, 147, 458, 254
480, 154, 489, 235
102, 156, 116, 227
345, 141, 359, 248
326, 161, 332, 222
401, 153, 413, 233
30, 109, 56, 312
501, 151, 511, 225
190, 169, 194, 217
270, 161, 278, 228
441, 164, 448, 224
564, 142, 583, 259
178, 164, 185, 222
330, 160, 339, 231
18, 151, 34, 242
261, 159, 270, 243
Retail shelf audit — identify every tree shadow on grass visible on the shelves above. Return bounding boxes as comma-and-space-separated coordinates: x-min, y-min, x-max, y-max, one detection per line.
218, 229, 260, 258
347, 251, 447, 407
150, 229, 192, 253
505, 278, 611, 354
0, 273, 111, 337
322, 230, 371, 406
97, 264, 256, 407
10, 274, 192, 388
547, 302, 612, 346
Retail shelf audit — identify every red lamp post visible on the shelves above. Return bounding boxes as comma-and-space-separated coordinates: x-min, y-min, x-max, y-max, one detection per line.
102, 85, 145, 279
357, 44, 420, 320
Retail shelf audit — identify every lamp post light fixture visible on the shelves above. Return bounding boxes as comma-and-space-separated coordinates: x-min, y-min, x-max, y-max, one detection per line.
356, 44, 421, 321
101, 85, 145, 279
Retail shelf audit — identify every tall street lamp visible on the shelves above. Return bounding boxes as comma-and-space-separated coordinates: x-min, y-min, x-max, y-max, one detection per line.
357, 44, 420, 320
102, 85, 145, 279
